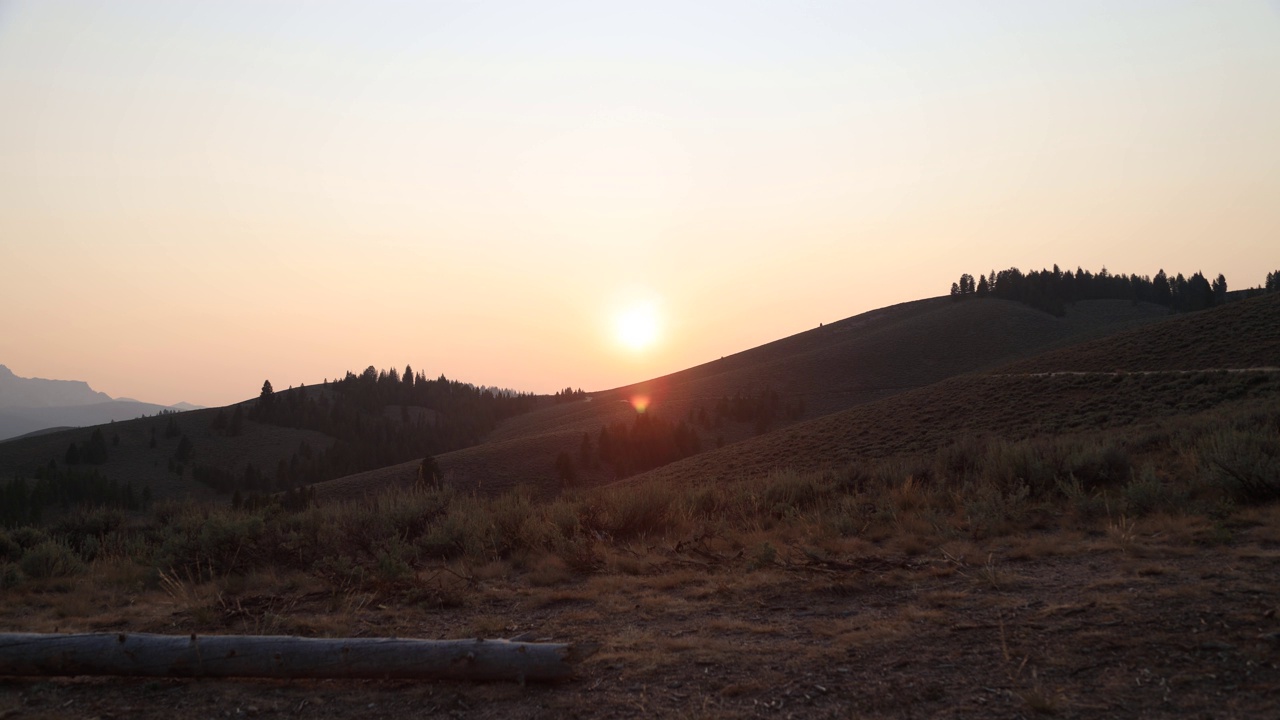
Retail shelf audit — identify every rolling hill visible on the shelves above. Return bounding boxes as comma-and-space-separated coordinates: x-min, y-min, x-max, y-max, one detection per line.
8, 292, 1270, 512
313, 296, 1172, 502
0, 404, 334, 505
620, 291, 1280, 490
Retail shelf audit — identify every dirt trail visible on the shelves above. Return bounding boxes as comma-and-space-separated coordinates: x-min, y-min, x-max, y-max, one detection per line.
995, 367, 1280, 378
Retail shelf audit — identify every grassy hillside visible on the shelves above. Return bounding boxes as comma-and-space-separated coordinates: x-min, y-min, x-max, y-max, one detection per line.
315, 297, 1169, 501
996, 291, 1280, 374
624, 292, 1280, 489
626, 370, 1279, 489
0, 405, 334, 506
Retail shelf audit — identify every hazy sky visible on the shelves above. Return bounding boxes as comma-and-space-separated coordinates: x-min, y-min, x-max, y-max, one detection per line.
2, 1, 1278, 407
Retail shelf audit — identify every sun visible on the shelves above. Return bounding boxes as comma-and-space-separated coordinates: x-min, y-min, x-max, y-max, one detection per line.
614, 302, 660, 352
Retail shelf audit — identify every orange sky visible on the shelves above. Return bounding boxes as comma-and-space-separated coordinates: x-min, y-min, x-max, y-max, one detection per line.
2, 2, 1278, 407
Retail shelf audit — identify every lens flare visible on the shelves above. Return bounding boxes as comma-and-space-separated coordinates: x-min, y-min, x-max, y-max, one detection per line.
630, 394, 650, 413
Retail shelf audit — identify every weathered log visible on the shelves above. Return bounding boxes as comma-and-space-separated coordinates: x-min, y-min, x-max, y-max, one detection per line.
0, 633, 596, 682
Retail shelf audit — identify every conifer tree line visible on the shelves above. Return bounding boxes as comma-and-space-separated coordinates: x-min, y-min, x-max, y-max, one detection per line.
565, 413, 704, 483
557, 386, 806, 485
62, 428, 112, 466
553, 387, 587, 403
948, 265, 1259, 316
190, 365, 540, 497
1, 425, 152, 525
1, 464, 151, 526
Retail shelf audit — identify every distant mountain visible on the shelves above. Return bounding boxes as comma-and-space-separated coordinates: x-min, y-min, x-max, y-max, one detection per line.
110, 398, 202, 410
0, 365, 197, 441
0, 401, 186, 443
0, 364, 112, 408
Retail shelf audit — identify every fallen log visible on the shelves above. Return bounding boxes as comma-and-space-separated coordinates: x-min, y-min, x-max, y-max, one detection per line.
0, 633, 596, 682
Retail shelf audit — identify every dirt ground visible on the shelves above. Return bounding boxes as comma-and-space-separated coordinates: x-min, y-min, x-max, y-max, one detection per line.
3, 514, 1279, 719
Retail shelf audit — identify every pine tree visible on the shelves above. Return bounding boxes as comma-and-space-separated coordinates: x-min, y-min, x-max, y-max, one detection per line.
258, 380, 275, 419
1153, 269, 1171, 306
85, 428, 109, 464
1212, 274, 1228, 305
417, 456, 441, 489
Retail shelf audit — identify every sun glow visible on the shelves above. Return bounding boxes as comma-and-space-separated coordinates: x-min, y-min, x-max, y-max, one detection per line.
614, 302, 660, 352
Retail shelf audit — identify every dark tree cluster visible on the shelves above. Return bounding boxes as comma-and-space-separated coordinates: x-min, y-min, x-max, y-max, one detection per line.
0, 464, 151, 526
208, 405, 245, 437
951, 265, 1230, 316
1267, 271, 1280, 294
552, 387, 587, 403
188, 366, 538, 497
572, 413, 703, 482
556, 387, 809, 485
233, 484, 315, 513
63, 429, 110, 467
191, 439, 325, 496
711, 387, 805, 435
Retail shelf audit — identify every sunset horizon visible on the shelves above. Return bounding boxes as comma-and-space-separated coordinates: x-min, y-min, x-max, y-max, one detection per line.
3, 1, 1278, 407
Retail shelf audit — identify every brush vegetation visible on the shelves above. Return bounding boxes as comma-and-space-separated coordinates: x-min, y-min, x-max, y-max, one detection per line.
2, 388, 1274, 590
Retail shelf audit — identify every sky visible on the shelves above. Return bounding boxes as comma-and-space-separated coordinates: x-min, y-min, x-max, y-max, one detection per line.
1, 1, 1278, 407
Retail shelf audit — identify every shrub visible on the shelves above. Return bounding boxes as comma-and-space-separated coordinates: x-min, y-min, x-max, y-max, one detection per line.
1063, 442, 1132, 490
980, 441, 1054, 498
1201, 427, 1280, 504
761, 469, 832, 518
962, 479, 1031, 538
0, 563, 23, 589
157, 508, 267, 577
55, 507, 126, 559
374, 535, 415, 584
487, 492, 545, 556
1121, 467, 1165, 516
0, 531, 20, 563
1056, 475, 1107, 523
935, 436, 987, 483
20, 540, 85, 579
10, 526, 49, 550
418, 499, 492, 560
591, 482, 676, 539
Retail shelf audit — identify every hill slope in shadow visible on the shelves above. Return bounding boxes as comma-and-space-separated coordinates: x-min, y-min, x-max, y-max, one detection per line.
624, 292, 1280, 489
315, 297, 1170, 503
995, 291, 1280, 374
0, 405, 335, 504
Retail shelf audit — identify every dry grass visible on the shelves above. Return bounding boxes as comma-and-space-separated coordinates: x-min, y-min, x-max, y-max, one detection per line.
3, 511, 1279, 718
